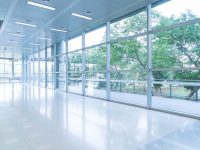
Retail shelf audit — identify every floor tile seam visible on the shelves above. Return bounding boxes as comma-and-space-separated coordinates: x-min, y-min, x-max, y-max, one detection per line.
134, 121, 197, 150
10, 118, 33, 150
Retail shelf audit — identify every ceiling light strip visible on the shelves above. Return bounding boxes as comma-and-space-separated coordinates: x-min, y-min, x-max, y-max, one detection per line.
27, 1, 55, 11
8, 32, 25, 37
51, 28, 67, 33
16, 21, 37, 27
72, 13, 92, 20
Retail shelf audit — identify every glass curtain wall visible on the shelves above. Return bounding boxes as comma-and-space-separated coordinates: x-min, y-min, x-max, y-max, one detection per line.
110, 11, 147, 105
47, 46, 54, 89
14, 60, 22, 79
33, 51, 39, 85
0, 51, 22, 83
26, 0, 200, 117
40, 49, 46, 87
56, 54, 66, 91
151, 0, 200, 115
85, 27, 107, 99
68, 36, 82, 94
30, 55, 34, 83
0, 58, 4, 82
4, 59, 12, 82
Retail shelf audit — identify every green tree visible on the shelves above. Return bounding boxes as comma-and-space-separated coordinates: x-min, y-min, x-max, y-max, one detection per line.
154, 11, 200, 99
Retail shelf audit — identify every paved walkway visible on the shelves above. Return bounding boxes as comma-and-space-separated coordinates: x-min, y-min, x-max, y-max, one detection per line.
69, 85, 200, 116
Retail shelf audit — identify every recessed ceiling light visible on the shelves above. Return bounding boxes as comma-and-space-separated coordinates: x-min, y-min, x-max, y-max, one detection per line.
8, 32, 25, 37
16, 21, 37, 27
86, 11, 92, 14
51, 28, 67, 33
27, 1, 55, 11
72, 13, 92, 20
29, 43, 40, 46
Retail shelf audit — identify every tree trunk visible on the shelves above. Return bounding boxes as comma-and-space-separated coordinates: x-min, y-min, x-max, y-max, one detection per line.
187, 87, 200, 100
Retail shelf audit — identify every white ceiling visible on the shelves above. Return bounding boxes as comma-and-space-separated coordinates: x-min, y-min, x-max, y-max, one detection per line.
0, 0, 162, 56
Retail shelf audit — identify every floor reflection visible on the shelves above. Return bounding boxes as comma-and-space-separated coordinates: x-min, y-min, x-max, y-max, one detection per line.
0, 83, 200, 150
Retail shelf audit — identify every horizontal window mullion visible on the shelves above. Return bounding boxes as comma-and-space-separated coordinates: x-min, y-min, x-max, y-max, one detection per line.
151, 18, 200, 34
152, 67, 200, 72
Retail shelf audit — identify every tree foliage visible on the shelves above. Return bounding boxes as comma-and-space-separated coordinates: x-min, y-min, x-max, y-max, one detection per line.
75, 10, 200, 99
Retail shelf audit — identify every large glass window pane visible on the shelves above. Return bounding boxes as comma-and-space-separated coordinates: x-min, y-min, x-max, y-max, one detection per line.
85, 45, 106, 98
47, 57, 54, 88
14, 60, 22, 78
40, 49, 46, 87
152, 69, 200, 115
85, 27, 106, 47
56, 54, 66, 91
110, 36, 147, 106
152, 0, 200, 29
152, 23, 200, 69
47, 47, 53, 58
33, 52, 39, 85
47, 47, 54, 89
152, 1, 200, 117
4, 60, 12, 77
68, 36, 82, 52
110, 11, 147, 40
56, 73, 66, 91
68, 51, 82, 94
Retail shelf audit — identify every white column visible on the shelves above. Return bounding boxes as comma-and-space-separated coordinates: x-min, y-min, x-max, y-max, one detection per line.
61, 40, 66, 91
38, 48, 41, 86
53, 44, 57, 90
66, 40, 69, 92
82, 32, 86, 95
45, 42, 48, 88
147, 4, 153, 109
106, 21, 111, 100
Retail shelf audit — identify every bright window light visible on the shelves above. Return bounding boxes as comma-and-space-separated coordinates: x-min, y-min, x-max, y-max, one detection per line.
16, 21, 37, 27
51, 28, 67, 33
72, 13, 93, 20
27, 1, 55, 11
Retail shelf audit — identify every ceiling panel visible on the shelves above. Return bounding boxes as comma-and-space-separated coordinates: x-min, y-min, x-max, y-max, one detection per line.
0, 0, 162, 56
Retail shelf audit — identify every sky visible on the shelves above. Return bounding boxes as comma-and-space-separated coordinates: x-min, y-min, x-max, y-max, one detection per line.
154, 0, 200, 17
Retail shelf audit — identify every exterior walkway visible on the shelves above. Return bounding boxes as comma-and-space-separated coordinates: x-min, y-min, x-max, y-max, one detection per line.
68, 85, 200, 116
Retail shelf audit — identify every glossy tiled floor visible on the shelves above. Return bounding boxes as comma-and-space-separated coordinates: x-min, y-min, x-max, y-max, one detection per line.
0, 83, 200, 150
